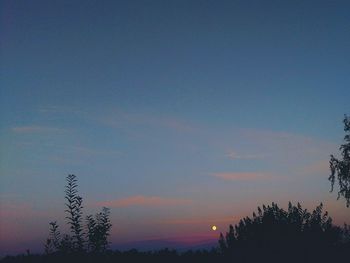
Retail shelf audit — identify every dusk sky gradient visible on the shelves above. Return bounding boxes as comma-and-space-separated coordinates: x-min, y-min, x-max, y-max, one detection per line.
1, 0, 350, 255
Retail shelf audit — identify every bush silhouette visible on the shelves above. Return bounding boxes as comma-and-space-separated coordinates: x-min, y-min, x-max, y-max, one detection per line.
86, 207, 112, 253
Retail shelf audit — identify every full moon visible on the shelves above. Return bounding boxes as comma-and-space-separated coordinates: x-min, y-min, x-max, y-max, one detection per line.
211, 225, 217, 231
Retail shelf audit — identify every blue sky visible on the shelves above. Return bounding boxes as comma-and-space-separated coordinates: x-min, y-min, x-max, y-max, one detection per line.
1, 0, 350, 255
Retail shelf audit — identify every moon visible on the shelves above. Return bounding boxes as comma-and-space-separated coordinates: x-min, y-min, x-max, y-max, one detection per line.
211, 225, 217, 231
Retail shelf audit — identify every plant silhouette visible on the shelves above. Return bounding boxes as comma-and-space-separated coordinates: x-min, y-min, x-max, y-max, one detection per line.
2, 202, 349, 263
219, 202, 349, 263
86, 207, 112, 253
329, 115, 350, 207
44, 174, 112, 255
65, 174, 84, 251
44, 222, 60, 254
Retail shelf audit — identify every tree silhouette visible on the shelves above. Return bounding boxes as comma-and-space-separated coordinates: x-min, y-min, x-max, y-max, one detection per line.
329, 115, 350, 207
219, 202, 344, 262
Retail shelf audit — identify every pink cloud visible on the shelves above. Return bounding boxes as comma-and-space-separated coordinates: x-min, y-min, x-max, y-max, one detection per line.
96, 195, 193, 208
212, 172, 271, 181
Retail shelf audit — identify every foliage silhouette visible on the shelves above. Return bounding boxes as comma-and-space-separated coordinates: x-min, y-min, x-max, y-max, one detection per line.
44, 222, 60, 254
329, 115, 350, 207
219, 202, 348, 263
86, 207, 112, 253
44, 175, 112, 255
2, 202, 349, 263
1, 249, 220, 263
64, 174, 84, 251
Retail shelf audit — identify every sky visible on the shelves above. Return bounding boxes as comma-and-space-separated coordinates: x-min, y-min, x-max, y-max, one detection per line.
1, 0, 350, 255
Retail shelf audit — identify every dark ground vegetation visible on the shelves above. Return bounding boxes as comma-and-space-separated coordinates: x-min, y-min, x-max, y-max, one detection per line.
2, 202, 349, 263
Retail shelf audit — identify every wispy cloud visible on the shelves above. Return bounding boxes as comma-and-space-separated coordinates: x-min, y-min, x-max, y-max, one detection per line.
158, 118, 194, 132
226, 150, 265, 160
38, 105, 84, 115
12, 126, 66, 134
37, 106, 196, 136
212, 172, 271, 181
47, 145, 122, 166
68, 145, 122, 157
96, 195, 193, 208
99, 109, 195, 133
239, 128, 336, 155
